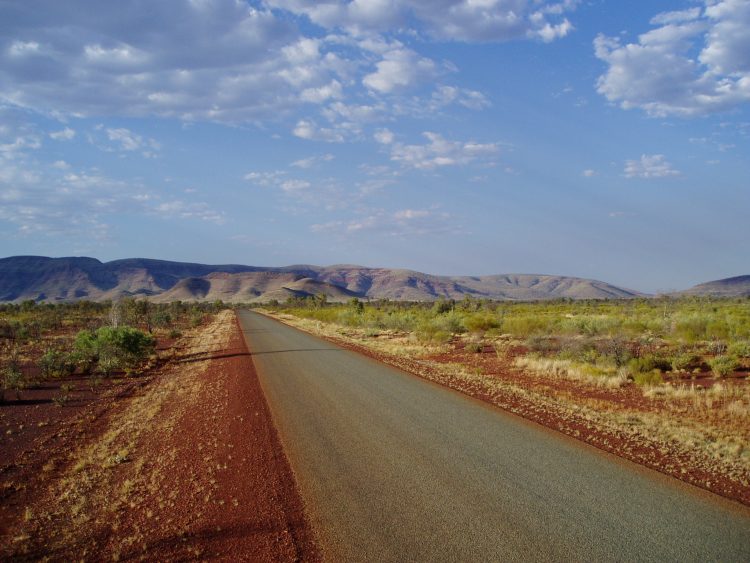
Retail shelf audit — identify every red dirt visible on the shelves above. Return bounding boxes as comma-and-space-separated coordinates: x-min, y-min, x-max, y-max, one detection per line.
1, 313, 320, 561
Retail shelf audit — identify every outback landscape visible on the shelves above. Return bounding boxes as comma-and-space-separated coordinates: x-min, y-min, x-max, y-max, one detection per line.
2, 0, 750, 560
2, 254, 750, 558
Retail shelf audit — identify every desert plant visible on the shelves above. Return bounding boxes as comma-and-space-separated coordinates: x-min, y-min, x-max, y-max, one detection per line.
727, 341, 750, 358
628, 355, 671, 374
709, 355, 739, 378
40, 348, 75, 379
632, 370, 664, 386
671, 353, 699, 372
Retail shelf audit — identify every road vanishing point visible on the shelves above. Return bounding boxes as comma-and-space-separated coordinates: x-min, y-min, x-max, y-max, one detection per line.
238, 310, 750, 562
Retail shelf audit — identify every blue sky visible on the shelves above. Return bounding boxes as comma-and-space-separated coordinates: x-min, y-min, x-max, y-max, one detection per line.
1, 0, 748, 293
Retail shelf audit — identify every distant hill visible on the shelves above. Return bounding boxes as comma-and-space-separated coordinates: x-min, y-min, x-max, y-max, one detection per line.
675, 275, 750, 297
0, 255, 646, 303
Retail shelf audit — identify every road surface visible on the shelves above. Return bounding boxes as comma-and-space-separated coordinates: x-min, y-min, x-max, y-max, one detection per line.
238, 310, 750, 562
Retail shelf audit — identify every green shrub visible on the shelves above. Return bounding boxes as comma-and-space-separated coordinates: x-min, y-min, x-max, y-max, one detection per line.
40, 348, 75, 379
462, 313, 499, 334
2, 363, 26, 399
628, 355, 671, 374
72, 329, 99, 374
670, 353, 699, 372
71, 326, 155, 376
633, 370, 664, 386
709, 355, 739, 377
727, 341, 750, 358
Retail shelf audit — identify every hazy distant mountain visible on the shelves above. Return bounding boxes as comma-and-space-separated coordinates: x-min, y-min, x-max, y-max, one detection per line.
0, 255, 646, 303
675, 275, 750, 297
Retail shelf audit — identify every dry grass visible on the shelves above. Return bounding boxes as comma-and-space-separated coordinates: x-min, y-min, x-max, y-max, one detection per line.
514, 356, 629, 389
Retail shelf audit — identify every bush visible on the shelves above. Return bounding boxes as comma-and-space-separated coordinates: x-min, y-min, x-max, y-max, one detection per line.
633, 370, 664, 386
2, 363, 26, 399
40, 348, 75, 379
71, 326, 155, 376
670, 353, 699, 372
462, 313, 499, 334
72, 330, 99, 374
628, 355, 671, 374
709, 355, 739, 377
727, 341, 750, 358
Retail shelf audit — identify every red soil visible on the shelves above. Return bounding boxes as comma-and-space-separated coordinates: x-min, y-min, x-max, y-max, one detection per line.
1, 313, 320, 561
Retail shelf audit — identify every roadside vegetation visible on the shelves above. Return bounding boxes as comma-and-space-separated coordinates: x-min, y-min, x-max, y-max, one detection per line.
272, 295, 750, 386
265, 295, 750, 502
1, 299, 227, 404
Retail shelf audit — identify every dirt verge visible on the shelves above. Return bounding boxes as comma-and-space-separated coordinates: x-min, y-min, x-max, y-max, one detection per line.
1, 311, 319, 561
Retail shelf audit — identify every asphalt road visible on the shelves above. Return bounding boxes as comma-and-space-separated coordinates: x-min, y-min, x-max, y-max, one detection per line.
238, 310, 750, 562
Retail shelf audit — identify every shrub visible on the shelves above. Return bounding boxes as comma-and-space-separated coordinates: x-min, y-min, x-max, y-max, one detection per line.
71, 330, 99, 374
671, 353, 699, 372
40, 348, 75, 379
727, 341, 750, 358
628, 355, 671, 374
2, 362, 26, 399
633, 370, 664, 387
71, 326, 155, 376
709, 355, 739, 378
462, 313, 499, 334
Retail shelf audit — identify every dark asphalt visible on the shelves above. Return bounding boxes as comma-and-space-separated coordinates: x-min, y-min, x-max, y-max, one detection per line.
238, 310, 750, 562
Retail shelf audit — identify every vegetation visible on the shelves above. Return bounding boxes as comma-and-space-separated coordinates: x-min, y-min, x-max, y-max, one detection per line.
270, 295, 750, 384
0, 299, 229, 402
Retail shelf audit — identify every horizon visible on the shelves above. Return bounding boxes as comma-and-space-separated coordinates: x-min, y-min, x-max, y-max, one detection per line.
1, 1, 749, 294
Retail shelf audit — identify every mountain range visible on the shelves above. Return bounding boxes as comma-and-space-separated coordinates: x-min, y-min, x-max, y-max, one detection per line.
0, 256, 745, 303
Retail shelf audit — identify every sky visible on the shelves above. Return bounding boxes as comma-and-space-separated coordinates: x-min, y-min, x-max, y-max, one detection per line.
0, 0, 748, 293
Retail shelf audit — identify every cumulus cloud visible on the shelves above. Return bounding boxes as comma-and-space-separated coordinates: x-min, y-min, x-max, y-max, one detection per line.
293, 119, 345, 142
267, 0, 577, 42
49, 127, 75, 141
244, 169, 315, 194
373, 128, 395, 144
390, 132, 499, 169
105, 128, 161, 155
623, 154, 680, 178
594, 0, 750, 116
0, 1, 330, 123
363, 47, 438, 93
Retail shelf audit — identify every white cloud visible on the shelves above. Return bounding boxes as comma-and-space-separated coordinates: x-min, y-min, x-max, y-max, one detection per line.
624, 154, 680, 178
279, 179, 311, 192
290, 154, 334, 168
293, 119, 345, 142
153, 200, 224, 224
49, 127, 75, 141
390, 131, 499, 169
105, 127, 161, 156
374, 128, 395, 144
582, 169, 597, 177
243, 170, 287, 186
311, 206, 455, 237
0, 1, 317, 123
363, 47, 437, 93
267, 0, 577, 43
0, 159, 224, 238
594, 1, 750, 116
300, 79, 344, 103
